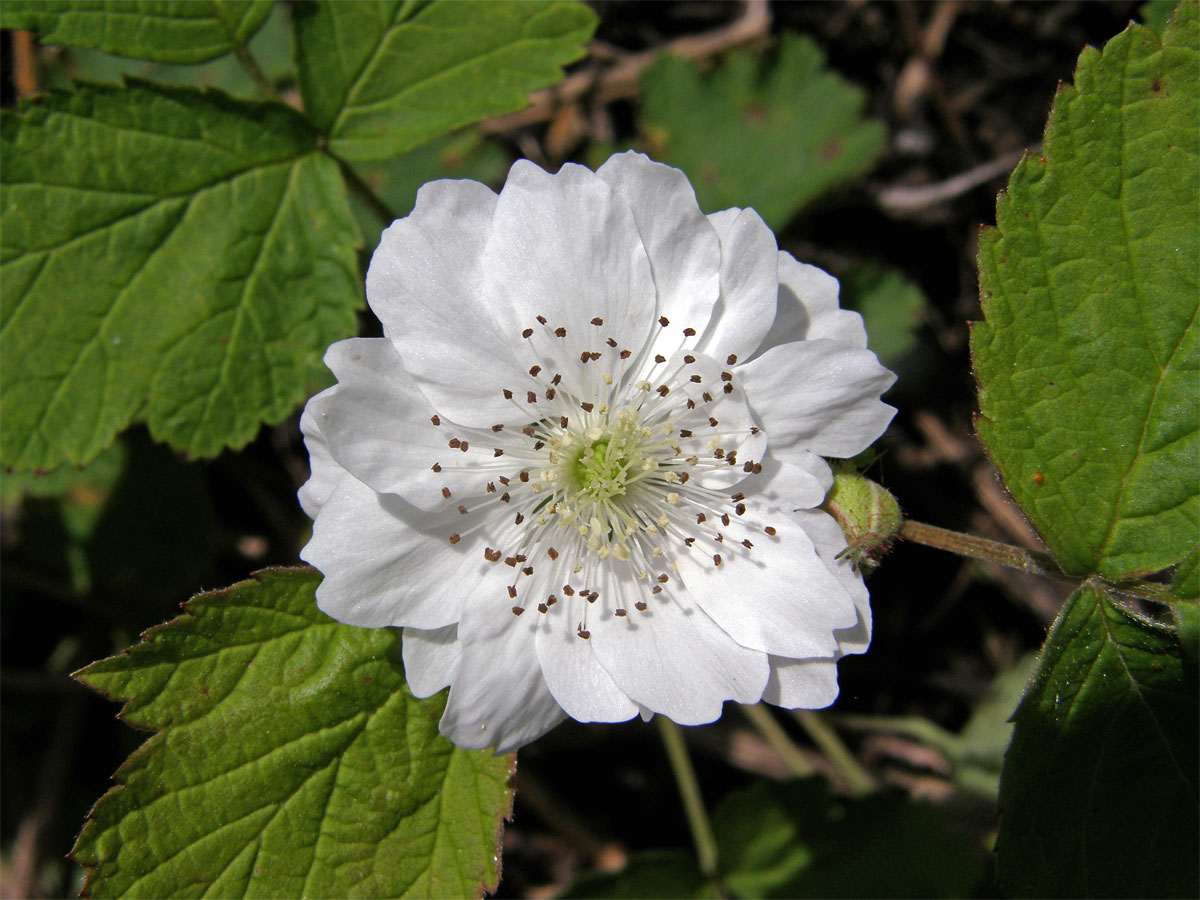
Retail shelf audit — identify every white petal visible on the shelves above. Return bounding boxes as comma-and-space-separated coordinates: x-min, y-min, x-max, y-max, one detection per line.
694, 207, 779, 362
298, 395, 344, 519
755, 453, 835, 511
762, 658, 840, 709
302, 476, 500, 630
367, 178, 527, 426
741, 339, 897, 458
589, 590, 769, 724
793, 508, 872, 655
674, 509, 859, 659
534, 609, 639, 723
402, 625, 461, 698
309, 338, 481, 510
440, 598, 566, 753
479, 161, 657, 392
596, 152, 721, 357
753, 254, 868, 357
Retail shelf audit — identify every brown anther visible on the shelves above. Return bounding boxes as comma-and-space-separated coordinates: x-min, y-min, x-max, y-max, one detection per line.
684, 355, 696, 364
708, 416, 719, 427
752, 463, 762, 474
635, 601, 648, 611
529, 365, 541, 376
501, 492, 511, 502
715, 533, 724, 542
522, 328, 534, 338
548, 547, 559, 559
696, 513, 707, 524
679, 429, 693, 438
651, 585, 663, 594
731, 492, 745, 501
702, 392, 714, 403
615, 608, 628, 617
713, 554, 722, 566
507, 585, 517, 598
458, 505, 468, 515
735, 503, 746, 516
591, 316, 604, 325
522, 566, 534, 576
494, 449, 504, 457
679, 472, 690, 483
657, 573, 669, 583
547, 595, 558, 606
499, 476, 511, 485
503, 389, 513, 399
448, 533, 461, 544
655, 354, 666, 364
686, 399, 696, 410
577, 627, 591, 639
588, 591, 599, 602
683, 327, 696, 336
512, 606, 524, 615
657, 385, 670, 396
725, 451, 738, 466
459, 441, 469, 452
546, 388, 556, 400
534, 440, 545, 450
721, 513, 731, 526
714, 448, 725, 459
743, 461, 754, 473
764, 526, 777, 536
560, 415, 569, 428
430, 415, 441, 426
619, 349, 631, 359
606, 338, 618, 347
563, 585, 575, 596
581, 401, 594, 412
721, 372, 733, 382
552, 373, 562, 385
684, 537, 696, 546
432, 463, 442, 472
580, 351, 592, 364
554, 326, 567, 337
658, 316, 670, 327
536, 315, 547, 324
527, 391, 537, 404
750, 426, 760, 434
523, 425, 536, 437
538, 603, 549, 613
742, 539, 754, 549
515, 512, 525, 524
589, 352, 601, 361
487, 482, 497, 493
441, 487, 452, 499
492, 424, 504, 432
448, 437, 461, 448
726, 354, 738, 365
484, 548, 502, 562
690, 374, 702, 383
723, 383, 734, 394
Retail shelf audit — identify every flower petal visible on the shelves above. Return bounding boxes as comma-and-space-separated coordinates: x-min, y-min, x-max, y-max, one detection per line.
309, 338, 483, 510
402, 625, 461, 698
479, 161, 658, 393
596, 152, 721, 356
793, 508, 872, 655
534, 610, 639, 723
302, 475, 499, 630
694, 207, 779, 362
367, 178, 526, 425
755, 453, 835, 511
440, 599, 566, 753
753, 254, 868, 357
741, 339, 897, 458
298, 396, 344, 519
589, 588, 769, 724
674, 508, 859, 659
761, 657, 840, 708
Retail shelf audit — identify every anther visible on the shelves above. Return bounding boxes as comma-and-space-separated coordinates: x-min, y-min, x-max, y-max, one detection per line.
502, 389, 513, 399
708, 416, 719, 427
656, 385, 670, 396
459, 441, 469, 452
742, 539, 754, 549
652, 585, 662, 594
458, 505, 469, 515
726, 354, 738, 365
721, 513, 730, 526
538, 603, 549, 613
690, 375, 702, 383
680, 429, 692, 438
448, 533, 461, 544
515, 512, 525, 524
552, 373, 562, 385
492, 424, 504, 432
554, 326, 567, 337
512, 606, 524, 616
619, 349, 631, 359
657, 573, 669, 583
448, 438, 460, 448
441, 487, 452, 499
655, 354, 666, 364
721, 372, 733, 382
432, 463, 442, 472
658, 316, 670, 327
702, 392, 713, 403
606, 338, 618, 347
764, 526, 777, 536
522, 328, 533, 338
548, 547, 559, 559
735, 503, 746, 515
430, 415, 441, 426
527, 391, 537, 404
494, 449, 504, 457
563, 585, 575, 596
522, 567, 534, 576
635, 601, 648, 611
615, 608, 627, 617
581, 401, 594, 412
507, 585, 517, 598
547, 595, 558, 605
577, 626, 590, 639
529, 365, 541, 376
684, 355, 695, 364
560, 416, 569, 428
713, 554, 722, 566
683, 327, 696, 336
484, 548, 502, 562
537, 315, 547, 324
723, 383, 733, 394
546, 388, 556, 400
591, 316, 604, 325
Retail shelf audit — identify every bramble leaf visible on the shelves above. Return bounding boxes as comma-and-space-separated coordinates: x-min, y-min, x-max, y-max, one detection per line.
72, 567, 514, 899
639, 33, 886, 230
973, 6, 1199, 579
996, 583, 1199, 897
1, 81, 361, 471
294, 0, 596, 161
0, 0, 272, 64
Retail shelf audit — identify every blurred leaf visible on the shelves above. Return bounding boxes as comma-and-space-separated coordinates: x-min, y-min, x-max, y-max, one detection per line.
294, 0, 596, 161
562, 850, 716, 899
43, 1, 295, 98
349, 129, 509, 248
997, 583, 1199, 897
714, 780, 983, 899
72, 567, 514, 899
951, 653, 1036, 797
1, 0, 272, 64
1, 81, 360, 472
639, 33, 886, 229
973, 9, 1199, 579
838, 265, 926, 368
1140, 0, 1181, 33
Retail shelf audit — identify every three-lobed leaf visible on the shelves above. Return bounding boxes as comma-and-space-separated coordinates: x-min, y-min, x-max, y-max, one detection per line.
72, 567, 515, 899
1, 80, 361, 471
294, 0, 597, 161
639, 33, 886, 230
973, 4, 1199, 580
1, 0, 273, 64
996, 583, 1199, 897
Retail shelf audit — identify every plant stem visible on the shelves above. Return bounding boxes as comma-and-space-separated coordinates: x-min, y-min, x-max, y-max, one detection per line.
656, 717, 719, 880
900, 519, 1063, 578
232, 42, 278, 100
333, 153, 398, 227
741, 702, 816, 778
794, 710, 876, 797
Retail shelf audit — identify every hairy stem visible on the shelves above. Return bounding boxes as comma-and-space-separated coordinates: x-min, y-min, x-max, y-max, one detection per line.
657, 717, 719, 881
900, 519, 1063, 578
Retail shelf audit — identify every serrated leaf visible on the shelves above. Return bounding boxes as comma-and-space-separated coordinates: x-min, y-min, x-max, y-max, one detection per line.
639, 34, 886, 230
996, 583, 1199, 897
1, 81, 361, 472
294, 0, 596, 161
973, 9, 1199, 579
1, 0, 272, 64
72, 567, 514, 899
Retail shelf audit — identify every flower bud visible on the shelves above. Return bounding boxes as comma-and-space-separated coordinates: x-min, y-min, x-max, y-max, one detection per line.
821, 465, 902, 573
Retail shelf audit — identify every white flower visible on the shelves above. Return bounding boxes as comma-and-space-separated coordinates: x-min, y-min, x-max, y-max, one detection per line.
299, 152, 896, 753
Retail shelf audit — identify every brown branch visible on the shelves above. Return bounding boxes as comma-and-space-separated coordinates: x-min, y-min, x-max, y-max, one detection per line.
480, 0, 771, 135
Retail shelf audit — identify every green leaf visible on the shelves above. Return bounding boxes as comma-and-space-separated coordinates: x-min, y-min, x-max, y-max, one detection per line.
1140, 0, 1181, 33
996, 583, 1199, 897
72, 567, 514, 899
639, 33, 886, 230
562, 850, 716, 899
1170, 545, 1199, 598
294, 0, 597, 161
838, 265, 927, 369
973, 9, 1199, 579
1, 0, 272, 64
714, 780, 983, 899
1, 81, 361, 472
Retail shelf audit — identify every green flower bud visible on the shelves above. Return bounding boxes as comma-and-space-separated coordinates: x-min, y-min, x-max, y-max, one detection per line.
820, 464, 902, 573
